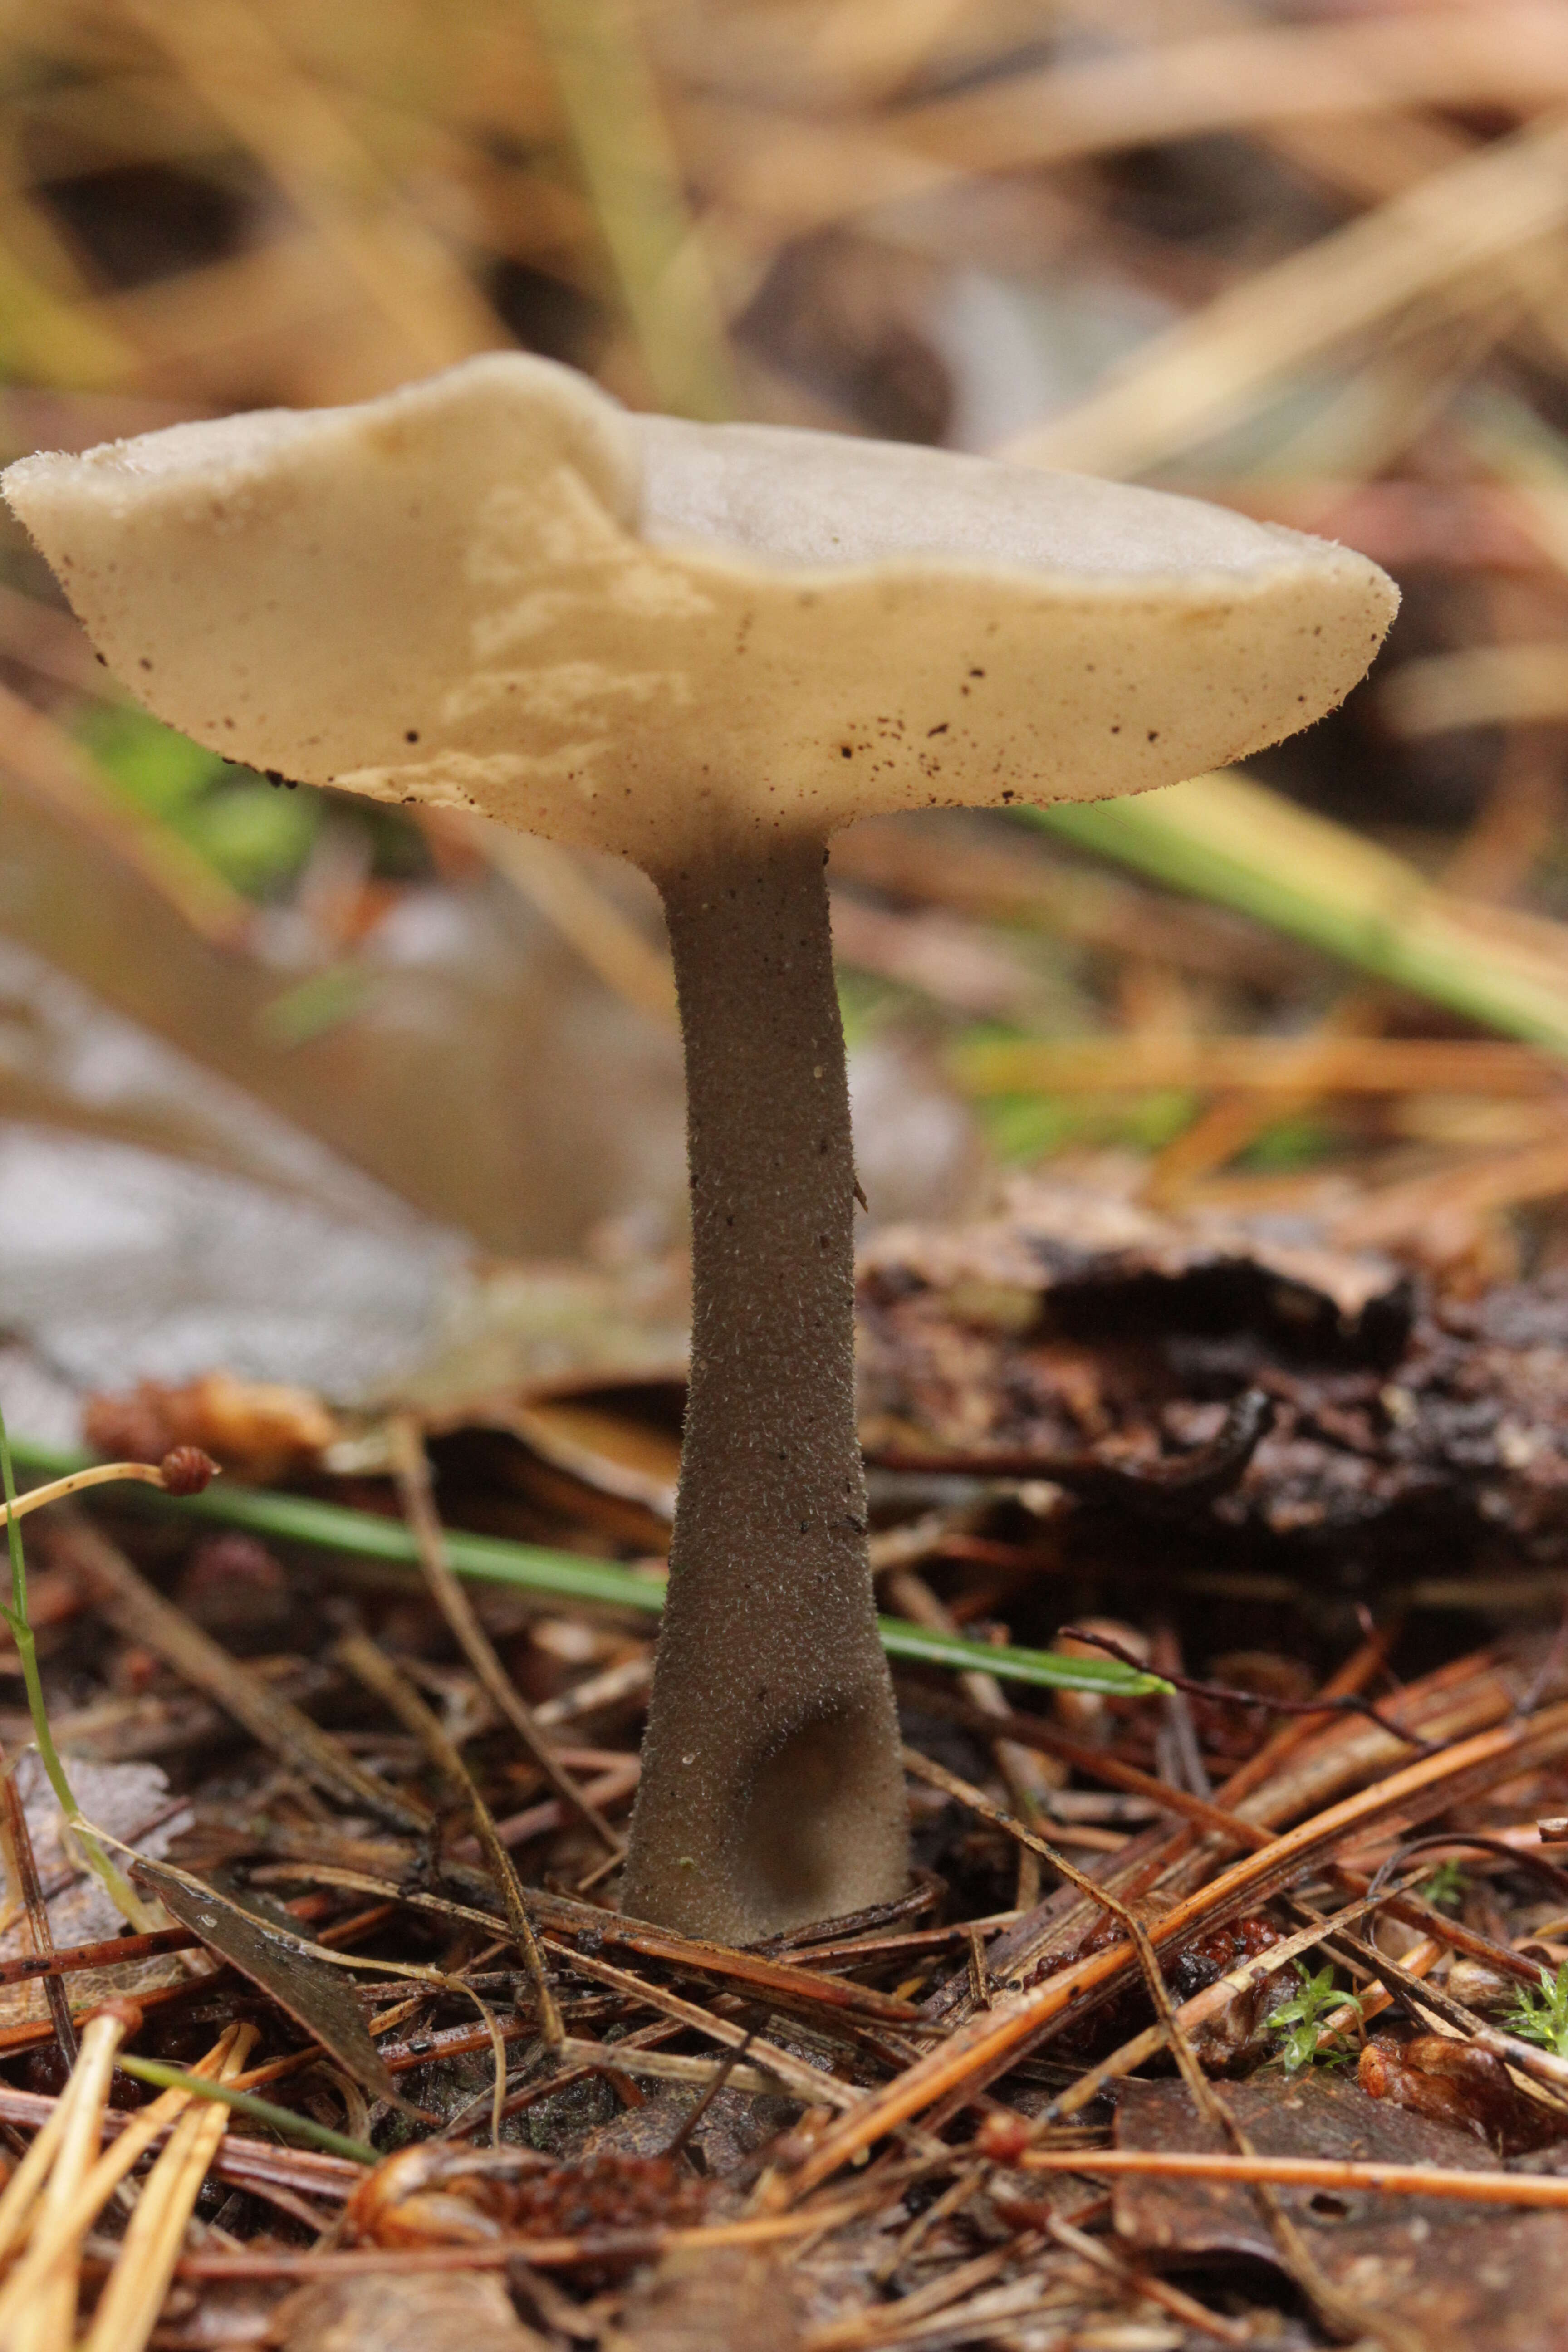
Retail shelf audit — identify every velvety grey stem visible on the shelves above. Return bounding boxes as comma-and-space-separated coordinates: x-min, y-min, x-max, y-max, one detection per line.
620, 836, 908, 1941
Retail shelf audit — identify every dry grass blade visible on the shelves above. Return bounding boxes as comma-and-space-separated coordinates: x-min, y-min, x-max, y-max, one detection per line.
129, 1853, 401, 2108
551, 2035, 812, 2100
386, 1413, 622, 1857
5, 2003, 132, 2352
526, 0, 733, 419
443, 817, 677, 1025
1383, 642, 1568, 735
166, 2187, 911, 2279
894, 7, 1568, 181
81, 2021, 259, 2352
697, 7, 1568, 238
0, 2025, 240, 2336
250, 1856, 926, 2029
1005, 114, 1568, 478
0, 2044, 82, 2265
116, 0, 501, 377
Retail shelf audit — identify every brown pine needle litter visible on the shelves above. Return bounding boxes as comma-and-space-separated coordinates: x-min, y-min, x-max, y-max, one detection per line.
13, 1, 1568, 2345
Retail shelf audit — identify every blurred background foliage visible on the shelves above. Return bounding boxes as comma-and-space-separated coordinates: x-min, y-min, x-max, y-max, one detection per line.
5, 0, 1568, 1411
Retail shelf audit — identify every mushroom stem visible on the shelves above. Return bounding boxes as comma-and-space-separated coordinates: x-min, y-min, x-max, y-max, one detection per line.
621, 835, 908, 1940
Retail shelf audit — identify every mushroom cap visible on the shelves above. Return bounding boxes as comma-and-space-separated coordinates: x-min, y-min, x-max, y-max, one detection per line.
3, 352, 1396, 871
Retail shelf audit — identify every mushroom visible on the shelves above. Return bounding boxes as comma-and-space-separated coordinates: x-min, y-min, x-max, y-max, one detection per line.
2, 354, 1397, 1943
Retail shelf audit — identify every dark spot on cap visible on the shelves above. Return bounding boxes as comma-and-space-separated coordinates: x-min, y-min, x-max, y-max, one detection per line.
1147, 730, 1159, 742
927, 722, 948, 736
138, 657, 152, 671
840, 745, 853, 758
969, 667, 985, 679
405, 729, 420, 742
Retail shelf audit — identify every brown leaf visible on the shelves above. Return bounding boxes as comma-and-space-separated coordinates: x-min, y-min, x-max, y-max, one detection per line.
131, 1854, 397, 2108
1360, 2032, 1561, 2156
271, 2272, 548, 2352
83, 1370, 338, 1484
1114, 2070, 1568, 2351
604, 2247, 801, 2352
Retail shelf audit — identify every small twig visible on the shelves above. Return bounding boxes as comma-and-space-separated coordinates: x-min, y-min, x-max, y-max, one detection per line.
1041, 2212, 1251, 2347
664, 2029, 753, 2161
899, 1681, 1271, 1849
1367, 1830, 1568, 1907
902, 1750, 1392, 2343
165, 2190, 919, 2277
549, 1937, 861, 2111
1058, 1625, 1428, 1749
868, 1386, 1275, 1509
871, 2161, 985, 2287
788, 1699, 1568, 2204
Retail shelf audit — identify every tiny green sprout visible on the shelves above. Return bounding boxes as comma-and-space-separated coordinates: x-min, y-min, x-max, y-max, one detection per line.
0, 1405, 153, 1926
1268, 1961, 1362, 2072
1505, 1960, 1568, 2058
1417, 1857, 1466, 1912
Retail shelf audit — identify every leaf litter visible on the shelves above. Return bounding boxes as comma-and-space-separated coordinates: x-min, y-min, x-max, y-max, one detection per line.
12, 1, 1568, 2340
0, 1186, 1567, 2347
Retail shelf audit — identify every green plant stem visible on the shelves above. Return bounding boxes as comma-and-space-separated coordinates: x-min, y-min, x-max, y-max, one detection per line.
113, 2055, 377, 2164
0, 1412, 145, 1922
1026, 772, 1568, 1053
2, 1435, 1169, 1701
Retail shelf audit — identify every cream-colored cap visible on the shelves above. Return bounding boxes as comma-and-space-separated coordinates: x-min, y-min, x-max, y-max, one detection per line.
3, 352, 1396, 870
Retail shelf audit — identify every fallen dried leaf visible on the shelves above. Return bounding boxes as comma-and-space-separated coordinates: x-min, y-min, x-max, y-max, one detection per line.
271, 2271, 549, 2352
1114, 2070, 1568, 2351
131, 1855, 398, 2108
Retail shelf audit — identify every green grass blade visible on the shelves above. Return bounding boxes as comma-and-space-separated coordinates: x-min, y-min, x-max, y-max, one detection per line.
2, 1435, 1168, 1699
114, 2054, 377, 2164
1027, 772, 1568, 1054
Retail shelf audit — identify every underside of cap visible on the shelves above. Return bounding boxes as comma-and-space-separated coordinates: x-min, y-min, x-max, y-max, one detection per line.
3, 352, 1398, 871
